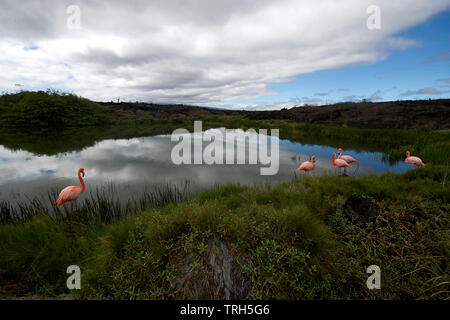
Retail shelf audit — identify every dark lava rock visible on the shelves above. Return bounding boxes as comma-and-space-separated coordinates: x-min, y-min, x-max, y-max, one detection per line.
342, 195, 380, 223
172, 238, 250, 299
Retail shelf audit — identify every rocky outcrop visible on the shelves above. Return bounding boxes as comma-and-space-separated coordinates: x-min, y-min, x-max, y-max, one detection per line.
172, 239, 250, 299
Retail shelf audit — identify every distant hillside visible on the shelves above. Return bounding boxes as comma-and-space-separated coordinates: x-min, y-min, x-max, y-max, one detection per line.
0, 91, 107, 127
244, 99, 450, 130
100, 98, 450, 129
97, 101, 242, 118
1, 91, 449, 129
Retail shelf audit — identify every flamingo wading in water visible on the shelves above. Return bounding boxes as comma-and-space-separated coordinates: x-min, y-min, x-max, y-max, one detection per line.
297, 156, 315, 174
55, 168, 85, 208
405, 151, 425, 167
338, 148, 358, 164
338, 148, 359, 175
332, 153, 352, 175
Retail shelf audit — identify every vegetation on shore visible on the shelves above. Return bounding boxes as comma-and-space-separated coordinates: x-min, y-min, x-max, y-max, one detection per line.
2, 91, 449, 129
1, 91, 448, 166
1, 114, 449, 167
193, 117, 450, 165
0, 91, 108, 127
0, 166, 448, 299
0, 90, 448, 299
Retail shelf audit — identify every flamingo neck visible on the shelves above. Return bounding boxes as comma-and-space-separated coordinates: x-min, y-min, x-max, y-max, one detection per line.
78, 171, 85, 192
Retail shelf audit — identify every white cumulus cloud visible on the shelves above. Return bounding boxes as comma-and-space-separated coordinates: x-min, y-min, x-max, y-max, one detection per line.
0, 0, 449, 108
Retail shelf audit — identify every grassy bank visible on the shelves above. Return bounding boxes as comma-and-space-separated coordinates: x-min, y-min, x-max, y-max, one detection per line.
1, 91, 448, 299
0, 165, 448, 299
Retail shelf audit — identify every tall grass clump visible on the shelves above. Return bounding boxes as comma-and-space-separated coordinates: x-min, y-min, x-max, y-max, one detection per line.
0, 182, 191, 225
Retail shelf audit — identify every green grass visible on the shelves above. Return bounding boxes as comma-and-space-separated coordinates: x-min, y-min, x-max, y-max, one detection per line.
0, 93, 448, 299
0, 165, 448, 299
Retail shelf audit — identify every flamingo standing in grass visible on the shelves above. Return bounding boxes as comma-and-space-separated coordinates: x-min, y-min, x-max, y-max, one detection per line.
332, 153, 352, 175
405, 151, 425, 167
297, 156, 315, 173
55, 168, 85, 208
338, 148, 358, 164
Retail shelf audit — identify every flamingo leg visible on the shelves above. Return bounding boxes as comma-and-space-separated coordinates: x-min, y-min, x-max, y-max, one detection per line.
355, 162, 360, 176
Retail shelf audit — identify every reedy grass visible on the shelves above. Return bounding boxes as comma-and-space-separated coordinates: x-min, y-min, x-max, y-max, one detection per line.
0, 165, 448, 299
0, 182, 191, 225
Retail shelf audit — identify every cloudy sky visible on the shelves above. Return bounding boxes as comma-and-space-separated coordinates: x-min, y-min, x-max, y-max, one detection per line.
1, 0, 449, 110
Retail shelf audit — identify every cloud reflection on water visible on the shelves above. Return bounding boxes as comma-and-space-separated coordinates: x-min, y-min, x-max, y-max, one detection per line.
0, 129, 411, 204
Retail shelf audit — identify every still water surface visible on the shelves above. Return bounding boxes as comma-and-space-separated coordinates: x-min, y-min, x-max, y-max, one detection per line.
0, 128, 411, 205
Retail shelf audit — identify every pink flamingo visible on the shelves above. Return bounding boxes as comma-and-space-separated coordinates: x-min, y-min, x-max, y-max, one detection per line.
332, 153, 352, 175
297, 156, 315, 173
338, 148, 358, 164
405, 151, 425, 167
55, 168, 85, 208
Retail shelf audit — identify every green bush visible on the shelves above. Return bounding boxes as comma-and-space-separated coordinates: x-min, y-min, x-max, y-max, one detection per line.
0, 91, 107, 127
